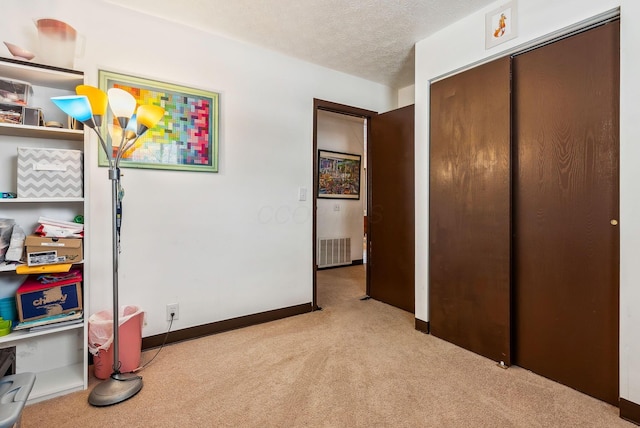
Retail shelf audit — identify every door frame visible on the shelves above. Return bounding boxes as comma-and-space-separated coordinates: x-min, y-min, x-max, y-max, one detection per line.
312, 99, 377, 310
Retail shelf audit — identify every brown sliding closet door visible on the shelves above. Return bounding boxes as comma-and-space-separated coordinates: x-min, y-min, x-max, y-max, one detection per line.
429, 57, 512, 364
512, 21, 619, 405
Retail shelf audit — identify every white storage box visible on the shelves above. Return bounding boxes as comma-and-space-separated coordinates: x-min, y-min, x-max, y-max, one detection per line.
17, 147, 83, 198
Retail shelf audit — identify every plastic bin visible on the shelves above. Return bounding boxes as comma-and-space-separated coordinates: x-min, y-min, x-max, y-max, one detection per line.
0, 297, 17, 321
88, 305, 144, 379
0, 76, 32, 106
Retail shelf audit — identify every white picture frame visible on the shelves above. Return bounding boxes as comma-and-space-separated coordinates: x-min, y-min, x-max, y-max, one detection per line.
485, 1, 518, 49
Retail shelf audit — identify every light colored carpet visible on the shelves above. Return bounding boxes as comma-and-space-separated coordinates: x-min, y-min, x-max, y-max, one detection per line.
21, 265, 632, 427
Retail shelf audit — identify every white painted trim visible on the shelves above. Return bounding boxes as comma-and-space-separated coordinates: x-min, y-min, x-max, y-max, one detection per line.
431, 7, 619, 84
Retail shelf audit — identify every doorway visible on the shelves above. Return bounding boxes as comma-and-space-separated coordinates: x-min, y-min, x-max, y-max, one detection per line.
315, 109, 368, 308
312, 100, 415, 313
313, 100, 375, 310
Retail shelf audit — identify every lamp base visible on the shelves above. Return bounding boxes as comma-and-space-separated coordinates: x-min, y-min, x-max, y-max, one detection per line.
88, 372, 143, 407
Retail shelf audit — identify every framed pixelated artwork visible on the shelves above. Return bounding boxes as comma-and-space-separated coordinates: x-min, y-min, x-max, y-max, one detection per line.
98, 70, 219, 172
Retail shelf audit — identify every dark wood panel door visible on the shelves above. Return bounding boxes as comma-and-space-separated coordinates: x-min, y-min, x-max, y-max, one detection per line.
513, 21, 619, 405
368, 105, 415, 313
429, 57, 512, 364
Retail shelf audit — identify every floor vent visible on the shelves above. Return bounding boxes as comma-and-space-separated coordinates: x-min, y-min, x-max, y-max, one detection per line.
317, 237, 352, 268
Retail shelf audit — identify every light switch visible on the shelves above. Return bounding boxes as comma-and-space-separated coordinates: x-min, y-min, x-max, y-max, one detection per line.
298, 187, 307, 201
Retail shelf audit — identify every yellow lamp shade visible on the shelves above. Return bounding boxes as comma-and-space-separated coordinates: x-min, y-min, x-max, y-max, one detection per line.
76, 85, 108, 116
136, 104, 165, 130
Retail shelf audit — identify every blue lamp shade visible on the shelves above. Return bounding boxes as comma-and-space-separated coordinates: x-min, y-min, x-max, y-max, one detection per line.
51, 95, 93, 123
125, 114, 138, 135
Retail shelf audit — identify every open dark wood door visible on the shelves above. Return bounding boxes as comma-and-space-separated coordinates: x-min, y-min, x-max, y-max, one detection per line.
512, 21, 619, 405
368, 105, 415, 313
429, 57, 512, 364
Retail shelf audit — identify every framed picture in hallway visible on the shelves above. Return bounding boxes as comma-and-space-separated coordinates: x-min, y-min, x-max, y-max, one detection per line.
317, 150, 361, 199
98, 70, 219, 172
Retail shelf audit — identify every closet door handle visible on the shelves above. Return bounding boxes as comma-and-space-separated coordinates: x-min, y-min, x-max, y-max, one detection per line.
610, 219, 618, 226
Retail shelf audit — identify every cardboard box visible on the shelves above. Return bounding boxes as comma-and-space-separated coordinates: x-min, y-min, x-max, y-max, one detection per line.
25, 235, 83, 265
17, 147, 83, 198
16, 275, 82, 322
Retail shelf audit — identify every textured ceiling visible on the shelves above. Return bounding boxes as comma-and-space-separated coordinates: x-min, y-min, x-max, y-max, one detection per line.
105, 0, 496, 89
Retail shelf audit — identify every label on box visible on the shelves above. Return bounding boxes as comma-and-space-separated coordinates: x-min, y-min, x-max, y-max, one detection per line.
34, 162, 68, 172
27, 250, 66, 266
37, 242, 65, 247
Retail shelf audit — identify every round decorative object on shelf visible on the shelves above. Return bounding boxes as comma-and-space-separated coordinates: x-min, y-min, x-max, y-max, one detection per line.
2, 42, 35, 61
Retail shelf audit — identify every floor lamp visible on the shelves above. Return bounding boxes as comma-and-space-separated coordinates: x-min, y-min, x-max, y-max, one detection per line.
52, 87, 165, 406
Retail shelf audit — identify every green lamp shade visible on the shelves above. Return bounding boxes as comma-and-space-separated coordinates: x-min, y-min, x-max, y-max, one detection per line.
76, 85, 108, 116
107, 88, 137, 119
50, 95, 93, 122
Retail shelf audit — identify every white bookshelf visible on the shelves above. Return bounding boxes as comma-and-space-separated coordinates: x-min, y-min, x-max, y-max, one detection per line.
0, 56, 89, 402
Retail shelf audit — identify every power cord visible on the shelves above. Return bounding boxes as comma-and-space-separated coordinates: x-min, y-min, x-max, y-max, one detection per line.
129, 312, 174, 373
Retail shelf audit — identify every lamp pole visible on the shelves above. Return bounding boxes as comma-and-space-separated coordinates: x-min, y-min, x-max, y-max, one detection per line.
109, 166, 121, 376
87, 135, 143, 407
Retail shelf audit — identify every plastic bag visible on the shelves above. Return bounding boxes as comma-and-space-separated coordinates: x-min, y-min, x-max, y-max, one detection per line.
88, 305, 145, 356
5, 224, 25, 262
0, 218, 15, 263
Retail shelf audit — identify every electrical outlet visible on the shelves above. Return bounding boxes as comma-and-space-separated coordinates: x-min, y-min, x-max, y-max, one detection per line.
166, 303, 179, 321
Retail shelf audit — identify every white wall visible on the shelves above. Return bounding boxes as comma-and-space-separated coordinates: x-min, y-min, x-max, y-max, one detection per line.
316, 111, 365, 263
1, 0, 394, 336
415, 0, 640, 404
397, 84, 415, 108
618, 0, 640, 406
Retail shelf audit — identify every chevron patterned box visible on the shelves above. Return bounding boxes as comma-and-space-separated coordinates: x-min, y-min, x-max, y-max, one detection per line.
17, 147, 83, 198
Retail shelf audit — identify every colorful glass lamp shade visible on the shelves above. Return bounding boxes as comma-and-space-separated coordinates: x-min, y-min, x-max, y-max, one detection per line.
50, 95, 94, 126
107, 88, 137, 129
136, 104, 164, 136
51, 86, 165, 166
76, 85, 108, 126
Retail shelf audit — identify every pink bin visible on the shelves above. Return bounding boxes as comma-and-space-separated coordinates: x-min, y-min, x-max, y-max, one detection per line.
90, 306, 144, 379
